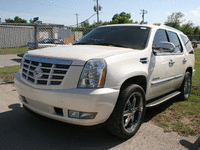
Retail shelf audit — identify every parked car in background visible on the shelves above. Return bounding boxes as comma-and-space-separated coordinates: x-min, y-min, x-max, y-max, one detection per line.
27, 38, 65, 50
17, 38, 68, 57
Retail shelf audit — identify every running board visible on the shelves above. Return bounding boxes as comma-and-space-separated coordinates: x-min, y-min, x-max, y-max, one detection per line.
146, 91, 181, 108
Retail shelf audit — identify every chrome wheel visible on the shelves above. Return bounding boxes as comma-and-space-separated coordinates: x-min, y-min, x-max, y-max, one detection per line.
105, 84, 146, 139
123, 92, 143, 133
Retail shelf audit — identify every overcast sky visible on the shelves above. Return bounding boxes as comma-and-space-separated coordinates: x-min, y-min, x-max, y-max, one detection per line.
0, 0, 200, 26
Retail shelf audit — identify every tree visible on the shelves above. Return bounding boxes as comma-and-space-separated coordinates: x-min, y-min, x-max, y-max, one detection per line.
153, 23, 161, 26
81, 20, 90, 28
193, 26, 200, 40
5, 16, 27, 23
164, 12, 184, 29
193, 26, 200, 35
180, 22, 194, 35
110, 12, 133, 24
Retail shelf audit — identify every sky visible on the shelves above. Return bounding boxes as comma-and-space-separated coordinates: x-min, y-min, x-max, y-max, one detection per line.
0, 0, 200, 27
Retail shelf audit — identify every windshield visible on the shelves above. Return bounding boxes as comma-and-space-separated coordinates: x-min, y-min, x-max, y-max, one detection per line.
75, 26, 151, 50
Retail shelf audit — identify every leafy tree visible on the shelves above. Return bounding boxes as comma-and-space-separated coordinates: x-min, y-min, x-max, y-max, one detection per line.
193, 26, 200, 35
81, 12, 134, 28
153, 23, 161, 26
81, 20, 90, 28
133, 21, 139, 24
180, 22, 194, 35
164, 12, 184, 29
193, 26, 200, 40
110, 12, 133, 24
5, 16, 27, 23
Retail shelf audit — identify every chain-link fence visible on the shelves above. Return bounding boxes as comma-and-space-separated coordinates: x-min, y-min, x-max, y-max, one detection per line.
0, 23, 93, 83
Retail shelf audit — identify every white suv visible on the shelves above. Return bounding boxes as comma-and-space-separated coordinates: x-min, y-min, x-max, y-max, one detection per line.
15, 24, 195, 138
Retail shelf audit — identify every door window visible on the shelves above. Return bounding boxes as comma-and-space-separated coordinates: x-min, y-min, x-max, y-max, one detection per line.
153, 29, 168, 48
167, 31, 182, 53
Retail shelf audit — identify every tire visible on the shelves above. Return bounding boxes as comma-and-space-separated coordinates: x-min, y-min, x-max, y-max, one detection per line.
105, 84, 146, 139
179, 72, 192, 100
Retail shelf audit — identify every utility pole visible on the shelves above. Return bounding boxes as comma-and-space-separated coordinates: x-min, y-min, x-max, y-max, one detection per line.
140, 9, 147, 24
94, 0, 102, 27
75, 13, 79, 28
97, 0, 99, 26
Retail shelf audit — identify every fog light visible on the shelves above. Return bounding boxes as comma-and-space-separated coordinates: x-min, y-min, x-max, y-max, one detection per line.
68, 110, 97, 119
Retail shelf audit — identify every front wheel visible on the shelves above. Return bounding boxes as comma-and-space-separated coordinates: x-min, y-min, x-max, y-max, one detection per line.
105, 84, 146, 139
179, 72, 192, 100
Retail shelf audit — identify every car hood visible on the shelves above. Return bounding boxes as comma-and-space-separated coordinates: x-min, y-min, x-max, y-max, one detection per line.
26, 45, 138, 65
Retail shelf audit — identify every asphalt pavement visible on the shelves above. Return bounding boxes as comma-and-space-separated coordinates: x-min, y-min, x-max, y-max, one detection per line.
0, 84, 199, 150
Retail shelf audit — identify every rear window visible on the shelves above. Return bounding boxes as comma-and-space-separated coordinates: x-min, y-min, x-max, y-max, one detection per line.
76, 26, 151, 50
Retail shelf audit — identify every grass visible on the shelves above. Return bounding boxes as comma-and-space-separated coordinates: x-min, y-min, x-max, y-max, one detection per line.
0, 65, 20, 82
151, 49, 200, 136
0, 47, 29, 55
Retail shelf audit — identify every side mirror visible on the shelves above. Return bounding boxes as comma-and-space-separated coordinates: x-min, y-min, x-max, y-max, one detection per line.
153, 42, 175, 53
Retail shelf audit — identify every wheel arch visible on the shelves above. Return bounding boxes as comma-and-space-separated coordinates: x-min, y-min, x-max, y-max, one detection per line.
120, 75, 147, 94
185, 67, 193, 76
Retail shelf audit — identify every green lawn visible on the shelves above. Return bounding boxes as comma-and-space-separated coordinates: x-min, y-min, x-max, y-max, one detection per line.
0, 47, 29, 55
0, 65, 20, 82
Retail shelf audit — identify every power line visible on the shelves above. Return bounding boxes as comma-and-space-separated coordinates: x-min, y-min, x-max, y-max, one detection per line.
69, 13, 96, 27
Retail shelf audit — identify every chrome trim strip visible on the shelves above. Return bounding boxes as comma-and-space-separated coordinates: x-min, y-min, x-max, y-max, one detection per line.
155, 52, 183, 56
151, 74, 183, 85
25, 55, 72, 65
146, 91, 181, 107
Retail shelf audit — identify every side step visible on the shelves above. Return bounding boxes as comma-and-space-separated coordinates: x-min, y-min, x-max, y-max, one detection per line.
146, 91, 181, 108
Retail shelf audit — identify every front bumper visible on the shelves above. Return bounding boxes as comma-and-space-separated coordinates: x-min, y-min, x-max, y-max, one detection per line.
14, 73, 119, 126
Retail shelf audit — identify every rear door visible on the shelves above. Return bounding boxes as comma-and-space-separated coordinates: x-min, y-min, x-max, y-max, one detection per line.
167, 31, 185, 90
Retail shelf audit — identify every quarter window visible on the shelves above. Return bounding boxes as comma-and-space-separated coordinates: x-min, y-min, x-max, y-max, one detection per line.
180, 34, 193, 53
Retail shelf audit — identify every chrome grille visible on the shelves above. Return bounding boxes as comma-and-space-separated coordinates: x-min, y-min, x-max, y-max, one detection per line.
21, 56, 72, 86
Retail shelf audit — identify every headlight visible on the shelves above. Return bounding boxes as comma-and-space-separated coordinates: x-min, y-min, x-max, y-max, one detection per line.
78, 59, 107, 88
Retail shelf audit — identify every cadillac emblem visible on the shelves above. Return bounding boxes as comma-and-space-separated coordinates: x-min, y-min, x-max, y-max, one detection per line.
33, 67, 42, 78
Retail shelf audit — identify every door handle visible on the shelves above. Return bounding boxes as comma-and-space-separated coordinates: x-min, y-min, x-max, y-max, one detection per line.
169, 59, 175, 65
183, 58, 187, 64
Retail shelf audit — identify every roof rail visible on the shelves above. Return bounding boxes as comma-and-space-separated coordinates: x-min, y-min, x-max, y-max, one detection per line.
161, 25, 183, 34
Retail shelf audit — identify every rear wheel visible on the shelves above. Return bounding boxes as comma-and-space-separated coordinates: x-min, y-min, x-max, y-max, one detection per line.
105, 84, 146, 139
179, 72, 192, 100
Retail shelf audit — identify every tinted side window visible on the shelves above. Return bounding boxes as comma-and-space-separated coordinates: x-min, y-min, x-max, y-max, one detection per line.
153, 29, 168, 48
167, 31, 182, 53
180, 34, 193, 52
